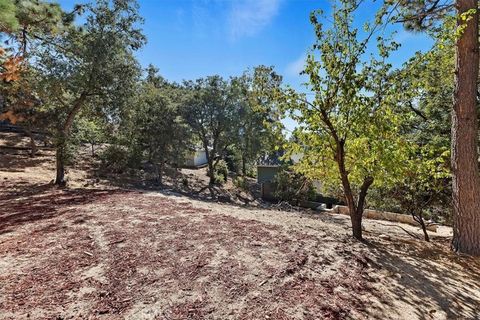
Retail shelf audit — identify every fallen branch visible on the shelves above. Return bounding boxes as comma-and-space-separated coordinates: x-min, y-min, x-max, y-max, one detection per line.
108, 238, 126, 245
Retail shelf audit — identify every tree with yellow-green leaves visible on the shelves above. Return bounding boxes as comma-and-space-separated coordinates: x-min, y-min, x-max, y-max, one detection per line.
280, 0, 411, 240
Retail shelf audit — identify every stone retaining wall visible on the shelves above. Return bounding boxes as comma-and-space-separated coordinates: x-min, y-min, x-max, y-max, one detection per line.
332, 205, 437, 232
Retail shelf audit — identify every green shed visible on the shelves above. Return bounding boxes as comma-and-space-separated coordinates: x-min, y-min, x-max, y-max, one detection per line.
257, 165, 282, 201
257, 165, 281, 184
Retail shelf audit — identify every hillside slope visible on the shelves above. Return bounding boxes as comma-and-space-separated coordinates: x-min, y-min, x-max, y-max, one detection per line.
1, 133, 479, 319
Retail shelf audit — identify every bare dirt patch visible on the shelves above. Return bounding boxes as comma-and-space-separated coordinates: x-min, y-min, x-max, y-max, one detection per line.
1, 135, 480, 319
0, 186, 374, 319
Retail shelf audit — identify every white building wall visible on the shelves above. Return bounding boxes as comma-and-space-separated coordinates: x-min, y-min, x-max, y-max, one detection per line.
194, 150, 208, 166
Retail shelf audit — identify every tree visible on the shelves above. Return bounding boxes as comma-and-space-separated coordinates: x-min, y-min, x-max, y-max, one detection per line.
282, 0, 409, 240
125, 66, 190, 185
231, 66, 284, 176
33, 0, 144, 185
1, 0, 74, 156
0, 0, 18, 32
450, 0, 480, 255
396, 0, 480, 255
367, 32, 454, 241
76, 117, 107, 157
183, 76, 236, 184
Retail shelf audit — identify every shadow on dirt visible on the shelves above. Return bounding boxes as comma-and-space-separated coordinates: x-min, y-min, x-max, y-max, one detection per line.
0, 182, 130, 233
362, 238, 480, 319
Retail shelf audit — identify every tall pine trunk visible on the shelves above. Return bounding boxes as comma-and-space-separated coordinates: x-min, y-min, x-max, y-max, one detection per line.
451, 0, 480, 255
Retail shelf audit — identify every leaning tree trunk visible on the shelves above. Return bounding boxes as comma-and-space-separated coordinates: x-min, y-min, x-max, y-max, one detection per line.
451, 0, 480, 255
412, 211, 430, 242
54, 94, 87, 186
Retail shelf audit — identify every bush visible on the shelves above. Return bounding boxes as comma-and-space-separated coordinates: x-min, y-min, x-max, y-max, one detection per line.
213, 159, 229, 184
233, 176, 249, 191
272, 168, 316, 205
100, 144, 141, 173
245, 165, 257, 178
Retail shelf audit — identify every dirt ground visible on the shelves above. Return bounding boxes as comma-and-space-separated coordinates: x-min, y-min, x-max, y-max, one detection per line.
1, 133, 480, 319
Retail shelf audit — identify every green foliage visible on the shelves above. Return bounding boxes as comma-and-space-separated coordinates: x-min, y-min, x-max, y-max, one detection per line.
1, 0, 72, 132
74, 117, 108, 156
213, 159, 229, 184
0, 0, 67, 37
392, 0, 453, 31
28, 0, 145, 183
34, 0, 144, 115
233, 176, 249, 191
230, 66, 285, 175
368, 24, 454, 224
100, 144, 140, 173
117, 66, 190, 183
272, 168, 316, 205
183, 75, 237, 183
182, 67, 285, 183
282, 0, 408, 198
0, 0, 18, 32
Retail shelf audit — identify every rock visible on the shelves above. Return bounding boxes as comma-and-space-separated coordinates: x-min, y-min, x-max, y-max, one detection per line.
217, 195, 231, 202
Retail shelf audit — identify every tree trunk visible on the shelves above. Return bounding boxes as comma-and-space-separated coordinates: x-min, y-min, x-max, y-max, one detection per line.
351, 207, 363, 240
25, 128, 37, 157
55, 134, 66, 186
242, 154, 247, 177
335, 141, 373, 240
203, 141, 216, 184
451, 0, 480, 255
352, 176, 374, 240
157, 156, 164, 186
414, 212, 430, 242
91, 143, 95, 157
53, 94, 87, 185
206, 156, 215, 184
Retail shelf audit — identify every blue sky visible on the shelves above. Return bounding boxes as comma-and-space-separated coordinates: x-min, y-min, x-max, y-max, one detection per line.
57, 0, 434, 131
57, 0, 433, 87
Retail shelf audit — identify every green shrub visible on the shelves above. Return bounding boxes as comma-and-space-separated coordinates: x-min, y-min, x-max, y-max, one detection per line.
100, 144, 141, 173
233, 176, 249, 191
213, 159, 229, 184
272, 168, 316, 205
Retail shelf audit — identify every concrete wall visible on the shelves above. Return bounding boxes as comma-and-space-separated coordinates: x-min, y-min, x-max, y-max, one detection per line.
193, 150, 207, 166
184, 150, 208, 167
